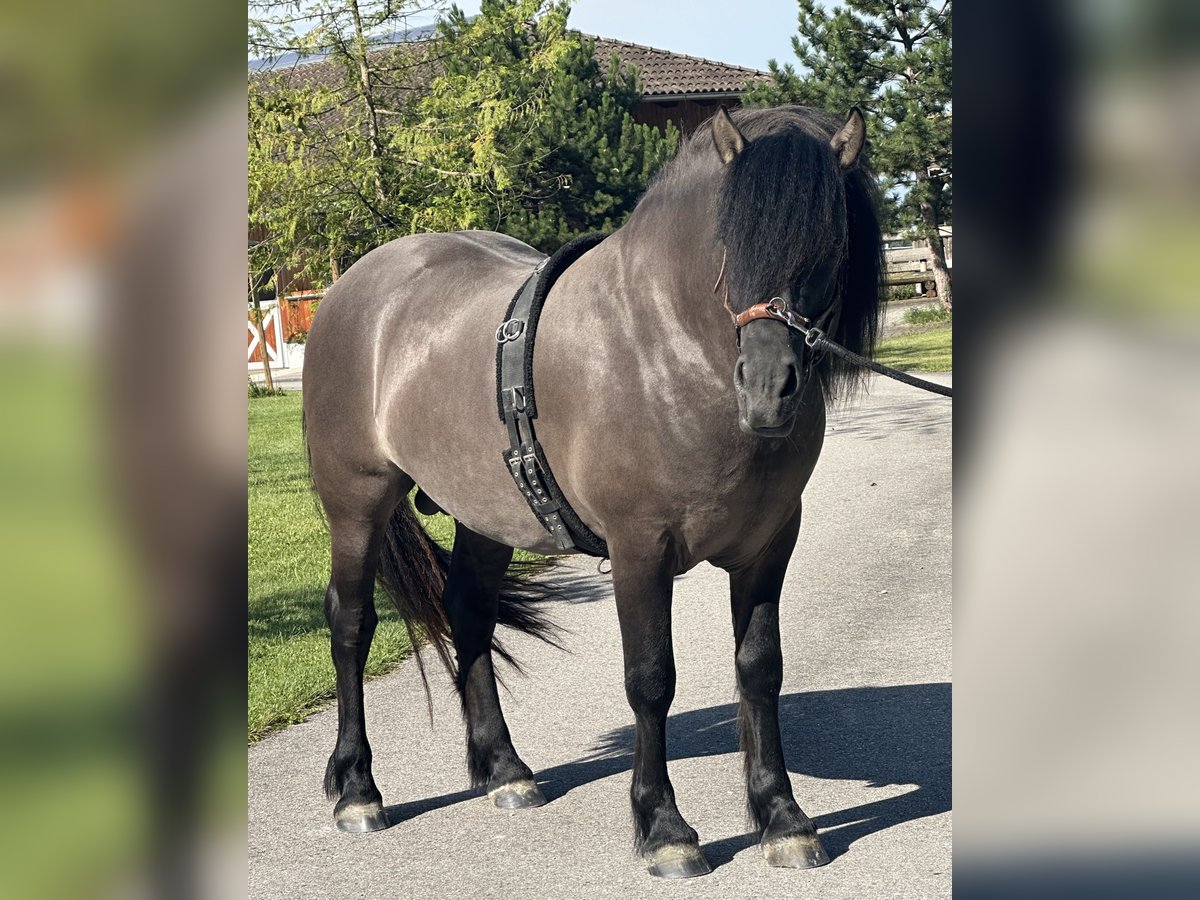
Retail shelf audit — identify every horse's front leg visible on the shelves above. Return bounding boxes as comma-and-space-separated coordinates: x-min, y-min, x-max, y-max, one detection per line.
730, 506, 829, 868
611, 539, 710, 879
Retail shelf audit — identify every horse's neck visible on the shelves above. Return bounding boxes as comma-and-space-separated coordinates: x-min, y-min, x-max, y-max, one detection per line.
614, 174, 726, 320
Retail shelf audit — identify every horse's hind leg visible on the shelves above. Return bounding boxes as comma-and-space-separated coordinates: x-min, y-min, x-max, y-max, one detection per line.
444, 523, 545, 808
320, 469, 406, 833
730, 506, 829, 868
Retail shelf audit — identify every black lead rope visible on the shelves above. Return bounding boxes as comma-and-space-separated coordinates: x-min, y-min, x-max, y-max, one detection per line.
807, 331, 954, 398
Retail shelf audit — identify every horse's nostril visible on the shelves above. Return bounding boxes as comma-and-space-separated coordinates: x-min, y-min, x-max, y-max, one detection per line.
780, 364, 799, 398
734, 359, 746, 386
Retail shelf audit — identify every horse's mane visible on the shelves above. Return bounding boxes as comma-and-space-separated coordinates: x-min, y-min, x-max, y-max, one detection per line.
649, 105, 885, 401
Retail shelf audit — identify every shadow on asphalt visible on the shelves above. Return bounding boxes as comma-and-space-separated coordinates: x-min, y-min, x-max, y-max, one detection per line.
383, 682, 950, 869
536, 564, 613, 604
827, 396, 951, 440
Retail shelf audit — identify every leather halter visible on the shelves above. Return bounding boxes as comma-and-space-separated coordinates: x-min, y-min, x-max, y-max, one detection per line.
713, 249, 824, 345
713, 250, 954, 399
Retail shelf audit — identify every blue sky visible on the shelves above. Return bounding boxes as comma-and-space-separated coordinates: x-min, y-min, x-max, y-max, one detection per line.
251, 2, 809, 74
454, 0, 804, 72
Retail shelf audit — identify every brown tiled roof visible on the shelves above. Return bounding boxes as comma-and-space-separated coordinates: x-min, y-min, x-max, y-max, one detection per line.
590, 37, 770, 97
251, 33, 768, 100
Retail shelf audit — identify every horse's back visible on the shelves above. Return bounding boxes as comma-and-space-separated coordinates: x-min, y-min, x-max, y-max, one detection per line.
307, 230, 540, 346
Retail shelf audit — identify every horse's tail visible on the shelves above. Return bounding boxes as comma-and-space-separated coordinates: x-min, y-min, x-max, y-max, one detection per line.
375, 497, 564, 710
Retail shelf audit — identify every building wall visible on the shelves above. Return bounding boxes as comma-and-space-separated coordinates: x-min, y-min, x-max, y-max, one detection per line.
633, 97, 740, 134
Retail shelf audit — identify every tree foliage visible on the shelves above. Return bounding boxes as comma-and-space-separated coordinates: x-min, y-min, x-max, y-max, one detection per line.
746, 0, 952, 242
249, 0, 575, 288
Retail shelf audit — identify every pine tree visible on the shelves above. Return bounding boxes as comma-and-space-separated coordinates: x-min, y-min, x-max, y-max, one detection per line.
747, 0, 952, 307
436, 0, 679, 252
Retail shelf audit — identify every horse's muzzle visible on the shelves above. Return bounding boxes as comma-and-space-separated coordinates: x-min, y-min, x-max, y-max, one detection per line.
734, 348, 804, 437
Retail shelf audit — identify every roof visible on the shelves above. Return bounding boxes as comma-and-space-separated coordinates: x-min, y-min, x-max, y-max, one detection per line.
251, 33, 769, 100
590, 37, 769, 97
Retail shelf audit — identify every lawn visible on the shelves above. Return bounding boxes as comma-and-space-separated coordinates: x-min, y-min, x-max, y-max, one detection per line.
873, 323, 953, 373
248, 393, 448, 741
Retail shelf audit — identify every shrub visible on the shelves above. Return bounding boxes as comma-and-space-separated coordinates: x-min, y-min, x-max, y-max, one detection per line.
903, 305, 952, 326
249, 378, 287, 399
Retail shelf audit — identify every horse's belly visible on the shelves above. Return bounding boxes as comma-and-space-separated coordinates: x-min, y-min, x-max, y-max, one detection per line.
371, 291, 571, 553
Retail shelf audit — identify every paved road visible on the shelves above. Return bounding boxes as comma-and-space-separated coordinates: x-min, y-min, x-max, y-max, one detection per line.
249, 373, 952, 899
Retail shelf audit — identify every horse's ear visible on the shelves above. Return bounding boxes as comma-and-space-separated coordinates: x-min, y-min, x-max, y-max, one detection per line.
830, 108, 866, 169
711, 107, 746, 165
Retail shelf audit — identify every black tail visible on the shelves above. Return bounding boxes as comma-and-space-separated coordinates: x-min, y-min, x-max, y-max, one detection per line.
737, 695, 770, 832
375, 496, 563, 712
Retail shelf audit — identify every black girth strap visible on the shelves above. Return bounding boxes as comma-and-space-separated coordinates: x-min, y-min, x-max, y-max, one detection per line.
496, 234, 609, 557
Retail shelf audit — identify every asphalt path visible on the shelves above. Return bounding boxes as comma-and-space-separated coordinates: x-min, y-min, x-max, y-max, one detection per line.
249, 372, 952, 899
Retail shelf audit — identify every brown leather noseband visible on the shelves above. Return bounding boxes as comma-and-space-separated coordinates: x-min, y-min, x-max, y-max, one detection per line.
713, 249, 823, 345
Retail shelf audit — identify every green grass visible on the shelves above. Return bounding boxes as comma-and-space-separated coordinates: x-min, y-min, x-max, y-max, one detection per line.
0, 350, 142, 897
248, 378, 288, 398
873, 323, 953, 372
248, 394, 433, 741
902, 304, 952, 326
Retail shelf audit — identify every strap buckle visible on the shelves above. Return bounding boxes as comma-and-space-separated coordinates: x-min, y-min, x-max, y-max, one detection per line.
506, 386, 526, 413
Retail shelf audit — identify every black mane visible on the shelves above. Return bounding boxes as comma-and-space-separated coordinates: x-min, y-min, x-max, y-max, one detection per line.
666, 105, 885, 400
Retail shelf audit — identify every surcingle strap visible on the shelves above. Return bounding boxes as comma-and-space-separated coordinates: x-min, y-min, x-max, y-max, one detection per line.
496, 234, 609, 557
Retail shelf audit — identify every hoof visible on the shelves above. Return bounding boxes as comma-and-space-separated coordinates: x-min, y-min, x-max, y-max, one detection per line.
762, 833, 830, 869
645, 845, 712, 879
334, 801, 389, 833
489, 778, 546, 809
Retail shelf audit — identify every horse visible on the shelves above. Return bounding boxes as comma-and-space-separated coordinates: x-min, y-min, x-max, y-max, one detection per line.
301, 104, 884, 879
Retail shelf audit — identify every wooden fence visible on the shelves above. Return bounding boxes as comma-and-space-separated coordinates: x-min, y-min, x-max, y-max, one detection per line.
884, 236, 952, 299
277, 292, 321, 341
247, 292, 321, 371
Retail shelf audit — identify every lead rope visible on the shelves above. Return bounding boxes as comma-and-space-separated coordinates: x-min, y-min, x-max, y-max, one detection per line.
805, 333, 953, 397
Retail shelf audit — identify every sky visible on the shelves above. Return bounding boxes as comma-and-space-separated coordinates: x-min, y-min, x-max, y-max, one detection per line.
452, 0, 805, 72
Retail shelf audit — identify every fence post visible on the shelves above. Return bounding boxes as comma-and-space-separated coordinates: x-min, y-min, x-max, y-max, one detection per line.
249, 270, 275, 391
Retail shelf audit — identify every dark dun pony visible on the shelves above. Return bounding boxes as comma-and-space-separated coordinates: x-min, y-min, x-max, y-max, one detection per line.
302, 105, 884, 878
